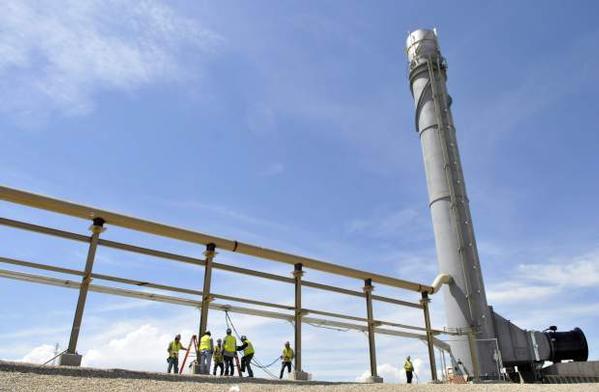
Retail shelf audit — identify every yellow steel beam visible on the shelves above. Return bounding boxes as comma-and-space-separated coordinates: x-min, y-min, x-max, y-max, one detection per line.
0, 186, 431, 292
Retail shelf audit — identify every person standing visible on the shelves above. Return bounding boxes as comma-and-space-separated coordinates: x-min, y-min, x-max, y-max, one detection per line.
166, 334, 187, 374
223, 328, 237, 376
198, 331, 214, 374
404, 355, 415, 384
279, 341, 294, 379
212, 338, 225, 376
237, 335, 255, 378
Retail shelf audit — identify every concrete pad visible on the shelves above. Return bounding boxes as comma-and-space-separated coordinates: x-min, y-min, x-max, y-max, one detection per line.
191, 362, 202, 375
363, 376, 383, 383
58, 353, 82, 367
289, 371, 311, 381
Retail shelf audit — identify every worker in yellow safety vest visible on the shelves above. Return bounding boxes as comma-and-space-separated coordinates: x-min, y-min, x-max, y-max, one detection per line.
166, 334, 187, 374
279, 341, 294, 379
212, 338, 224, 376
198, 331, 214, 375
404, 355, 415, 384
236, 335, 255, 377
223, 328, 237, 376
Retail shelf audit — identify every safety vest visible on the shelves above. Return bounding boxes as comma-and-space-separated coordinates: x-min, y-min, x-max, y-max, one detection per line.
242, 339, 254, 356
199, 334, 212, 351
168, 341, 183, 358
282, 347, 294, 362
224, 335, 236, 353
213, 346, 224, 363
404, 360, 414, 372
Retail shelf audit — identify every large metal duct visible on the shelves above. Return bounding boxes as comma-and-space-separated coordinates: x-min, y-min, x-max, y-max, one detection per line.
406, 29, 498, 378
492, 310, 589, 382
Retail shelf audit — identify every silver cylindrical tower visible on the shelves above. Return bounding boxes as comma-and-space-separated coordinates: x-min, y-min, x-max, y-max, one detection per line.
406, 29, 497, 378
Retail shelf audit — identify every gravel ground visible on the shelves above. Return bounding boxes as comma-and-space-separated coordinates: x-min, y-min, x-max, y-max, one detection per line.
1, 372, 598, 392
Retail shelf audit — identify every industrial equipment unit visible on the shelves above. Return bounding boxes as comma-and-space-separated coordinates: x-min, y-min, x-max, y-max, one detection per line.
406, 28, 594, 383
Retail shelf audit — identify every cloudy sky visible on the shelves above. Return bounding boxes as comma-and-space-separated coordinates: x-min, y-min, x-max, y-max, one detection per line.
1, 0, 598, 383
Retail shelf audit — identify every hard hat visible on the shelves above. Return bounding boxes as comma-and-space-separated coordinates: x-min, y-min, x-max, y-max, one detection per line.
285, 341, 290, 346
205, 331, 211, 336
175, 334, 181, 339
226, 328, 232, 334
241, 335, 247, 341
217, 338, 222, 343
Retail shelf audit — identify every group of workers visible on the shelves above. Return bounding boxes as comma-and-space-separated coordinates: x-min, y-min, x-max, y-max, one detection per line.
196, 329, 250, 376
166, 330, 295, 379
168, 332, 415, 383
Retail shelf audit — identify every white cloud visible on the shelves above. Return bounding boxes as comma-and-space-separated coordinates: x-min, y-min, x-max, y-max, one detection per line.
20, 344, 57, 364
520, 250, 599, 288
486, 248, 599, 304
83, 324, 188, 371
0, 0, 222, 123
17, 325, 177, 370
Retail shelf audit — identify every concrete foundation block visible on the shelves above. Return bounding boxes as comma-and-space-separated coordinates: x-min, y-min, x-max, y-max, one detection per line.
191, 362, 202, 374
58, 353, 82, 367
289, 370, 310, 381
363, 375, 384, 383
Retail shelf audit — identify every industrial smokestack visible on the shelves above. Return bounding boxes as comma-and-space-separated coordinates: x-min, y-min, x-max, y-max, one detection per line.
406, 29, 497, 378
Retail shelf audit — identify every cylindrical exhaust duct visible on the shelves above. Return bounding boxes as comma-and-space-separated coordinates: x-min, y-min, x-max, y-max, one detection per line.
545, 327, 589, 363
406, 29, 498, 378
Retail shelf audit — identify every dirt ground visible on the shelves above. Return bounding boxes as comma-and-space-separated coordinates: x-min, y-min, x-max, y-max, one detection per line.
1, 372, 598, 392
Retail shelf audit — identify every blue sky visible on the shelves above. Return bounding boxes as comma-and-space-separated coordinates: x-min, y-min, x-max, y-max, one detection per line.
1, 0, 598, 383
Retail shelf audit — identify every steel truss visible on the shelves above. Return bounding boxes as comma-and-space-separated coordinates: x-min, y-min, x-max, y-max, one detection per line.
0, 186, 453, 381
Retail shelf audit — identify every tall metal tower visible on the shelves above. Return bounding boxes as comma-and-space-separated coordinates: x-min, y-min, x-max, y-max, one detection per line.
406, 29, 497, 378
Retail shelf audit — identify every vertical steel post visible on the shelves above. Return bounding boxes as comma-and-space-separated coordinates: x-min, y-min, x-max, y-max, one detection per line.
421, 292, 438, 382
199, 243, 216, 338
363, 279, 382, 382
468, 329, 481, 382
67, 217, 105, 354
293, 263, 303, 374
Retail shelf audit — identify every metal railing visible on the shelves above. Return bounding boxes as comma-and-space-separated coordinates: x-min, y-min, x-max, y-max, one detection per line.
0, 185, 451, 381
